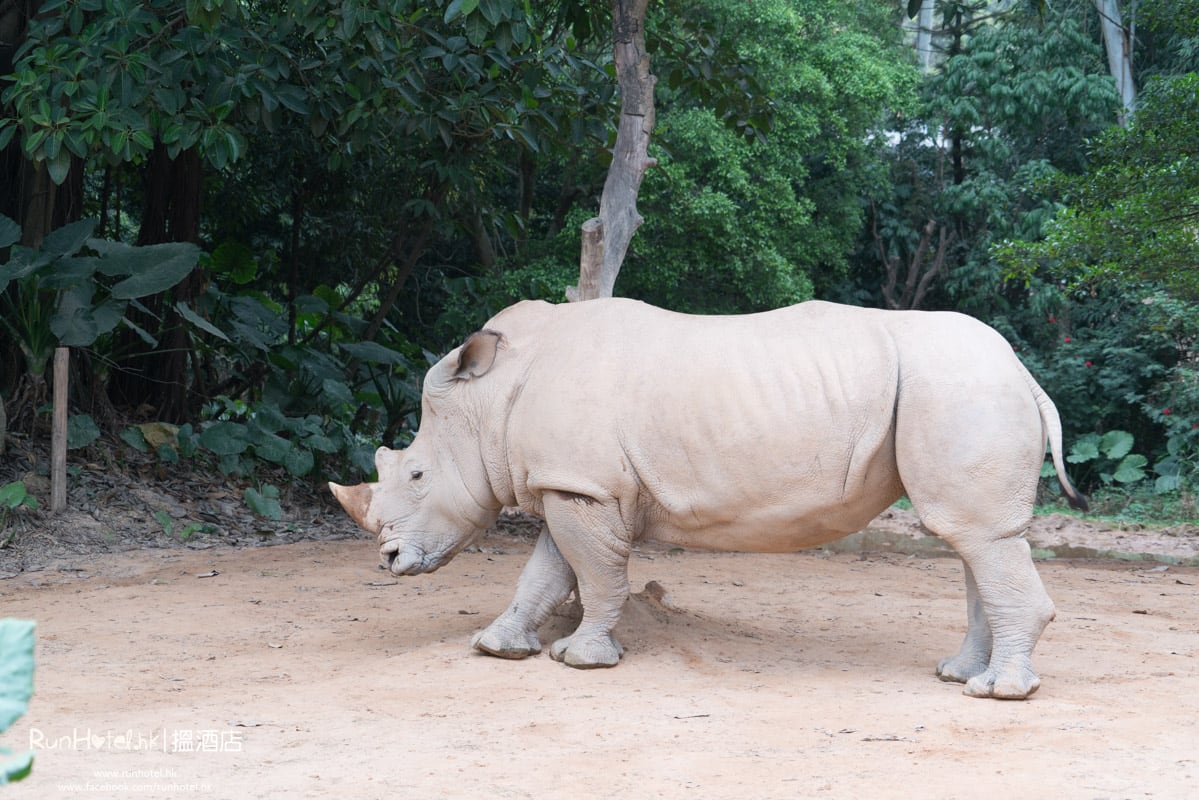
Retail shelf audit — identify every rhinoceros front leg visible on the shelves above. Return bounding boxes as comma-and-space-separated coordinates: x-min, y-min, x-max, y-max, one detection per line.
936, 560, 993, 683
471, 526, 577, 659
541, 491, 630, 669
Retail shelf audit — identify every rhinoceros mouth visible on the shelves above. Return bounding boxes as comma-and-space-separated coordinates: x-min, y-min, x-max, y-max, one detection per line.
384, 548, 450, 576
379, 533, 467, 576
379, 526, 485, 576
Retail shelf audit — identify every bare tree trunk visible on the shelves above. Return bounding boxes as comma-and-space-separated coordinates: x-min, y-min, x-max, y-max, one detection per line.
567, 0, 657, 302
874, 208, 955, 311
905, 0, 937, 73
1094, 0, 1136, 125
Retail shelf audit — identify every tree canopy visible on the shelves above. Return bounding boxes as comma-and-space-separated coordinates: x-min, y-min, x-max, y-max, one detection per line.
1, 0, 1197, 512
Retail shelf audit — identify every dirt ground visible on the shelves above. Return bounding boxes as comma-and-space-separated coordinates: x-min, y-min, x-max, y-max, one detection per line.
1, 511, 1197, 799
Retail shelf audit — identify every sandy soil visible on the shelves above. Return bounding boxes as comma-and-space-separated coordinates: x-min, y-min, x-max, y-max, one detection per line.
2, 522, 1197, 799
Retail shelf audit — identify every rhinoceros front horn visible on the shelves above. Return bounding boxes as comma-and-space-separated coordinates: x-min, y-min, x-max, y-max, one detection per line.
328, 482, 376, 533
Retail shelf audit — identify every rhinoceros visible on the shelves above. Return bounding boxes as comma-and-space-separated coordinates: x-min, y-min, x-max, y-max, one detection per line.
330, 298, 1087, 699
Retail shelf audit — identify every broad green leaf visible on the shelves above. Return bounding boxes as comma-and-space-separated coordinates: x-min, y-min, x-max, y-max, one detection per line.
321, 378, 354, 407
1067, 435, 1100, 464
41, 219, 96, 257
250, 405, 288, 433
51, 292, 125, 347
199, 421, 251, 456
50, 307, 100, 347
120, 426, 149, 452
340, 340, 408, 365
0, 482, 31, 510
1154, 455, 1180, 478
209, 240, 257, 284
177, 424, 197, 458
1099, 430, 1134, 460
1111, 454, 1148, 484
350, 444, 377, 476
218, 453, 243, 476
38, 256, 103, 289
66, 414, 101, 449
0, 619, 36, 731
1154, 474, 1181, 494
302, 431, 339, 454
0, 215, 19, 249
1, 749, 34, 783
283, 447, 314, 477
244, 486, 282, 520
108, 243, 201, 299
175, 301, 230, 341
464, 12, 489, 46
120, 314, 158, 346
251, 429, 292, 464
45, 149, 73, 186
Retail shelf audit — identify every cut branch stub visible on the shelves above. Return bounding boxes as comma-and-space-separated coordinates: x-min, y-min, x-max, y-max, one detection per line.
567, 218, 605, 303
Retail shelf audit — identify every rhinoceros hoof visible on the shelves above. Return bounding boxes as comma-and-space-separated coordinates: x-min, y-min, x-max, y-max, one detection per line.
962, 664, 1041, 700
548, 632, 623, 669
936, 653, 989, 684
471, 624, 541, 659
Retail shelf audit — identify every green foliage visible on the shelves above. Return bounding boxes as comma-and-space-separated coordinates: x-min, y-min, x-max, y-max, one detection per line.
0, 619, 35, 784
152, 510, 206, 541
849, 7, 1118, 314
626, 108, 816, 312
0, 481, 39, 519
66, 415, 101, 450
1006, 289, 1199, 499
498, 0, 917, 316
0, 216, 200, 375
998, 73, 1199, 300
1066, 430, 1147, 486
243, 484, 283, 521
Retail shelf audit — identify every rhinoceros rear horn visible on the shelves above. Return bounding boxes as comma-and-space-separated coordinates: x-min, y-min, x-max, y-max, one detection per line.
453, 329, 504, 380
328, 482, 376, 532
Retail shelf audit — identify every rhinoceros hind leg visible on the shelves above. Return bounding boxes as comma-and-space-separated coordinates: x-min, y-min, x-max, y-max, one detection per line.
548, 630, 624, 668
936, 560, 992, 684
942, 536, 1054, 700
471, 526, 576, 660
541, 491, 631, 670
963, 662, 1042, 699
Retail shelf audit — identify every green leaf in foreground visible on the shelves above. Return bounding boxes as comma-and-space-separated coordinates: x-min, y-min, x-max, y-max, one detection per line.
0, 619, 36, 742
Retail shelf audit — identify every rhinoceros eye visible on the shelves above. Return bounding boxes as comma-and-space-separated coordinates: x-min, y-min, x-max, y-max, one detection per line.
410, 470, 424, 481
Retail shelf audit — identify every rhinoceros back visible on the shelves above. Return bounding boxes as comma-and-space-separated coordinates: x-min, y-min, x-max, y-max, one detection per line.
479, 299, 930, 551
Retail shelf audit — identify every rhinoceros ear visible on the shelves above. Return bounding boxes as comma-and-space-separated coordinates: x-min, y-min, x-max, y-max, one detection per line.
374, 446, 404, 482
452, 329, 504, 380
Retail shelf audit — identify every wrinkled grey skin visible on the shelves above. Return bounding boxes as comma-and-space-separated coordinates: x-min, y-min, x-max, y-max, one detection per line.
331, 298, 1087, 699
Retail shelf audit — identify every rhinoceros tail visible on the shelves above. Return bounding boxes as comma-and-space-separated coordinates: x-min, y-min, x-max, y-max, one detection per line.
1019, 362, 1089, 512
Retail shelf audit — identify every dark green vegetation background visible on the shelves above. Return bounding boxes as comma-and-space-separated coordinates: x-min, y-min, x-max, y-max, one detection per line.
1, 0, 1196, 519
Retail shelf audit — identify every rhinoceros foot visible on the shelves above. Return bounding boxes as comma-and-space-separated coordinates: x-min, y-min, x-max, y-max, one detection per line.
962, 662, 1041, 700
935, 652, 989, 684
471, 621, 542, 659
548, 631, 623, 669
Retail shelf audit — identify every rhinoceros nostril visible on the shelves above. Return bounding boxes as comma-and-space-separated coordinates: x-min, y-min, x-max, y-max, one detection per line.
387, 551, 398, 569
